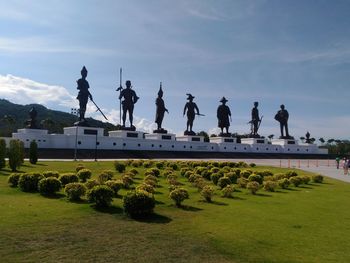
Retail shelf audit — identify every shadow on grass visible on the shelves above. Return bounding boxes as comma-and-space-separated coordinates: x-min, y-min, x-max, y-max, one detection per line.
179, 205, 202, 212
42, 193, 66, 199
298, 185, 313, 189
155, 200, 165, 205
154, 191, 163, 195
285, 188, 300, 191
255, 193, 272, 197
69, 199, 89, 204
32, 163, 48, 167
93, 205, 124, 214
199, 200, 228, 206
130, 212, 172, 224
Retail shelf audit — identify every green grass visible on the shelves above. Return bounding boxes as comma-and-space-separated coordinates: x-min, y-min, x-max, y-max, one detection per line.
1, 161, 350, 263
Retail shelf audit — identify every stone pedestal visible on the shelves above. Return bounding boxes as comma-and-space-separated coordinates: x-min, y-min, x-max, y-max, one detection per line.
145, 133, 176, 141
241, 138, 267, 144
64, 126, 104, 137
271, 138, 297, 146
210, 137, 236, 143
17, 128, 48, 135
109, 130, 144, 139
176, 135, 204, 143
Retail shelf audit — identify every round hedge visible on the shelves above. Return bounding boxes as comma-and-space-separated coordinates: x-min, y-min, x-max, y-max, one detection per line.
123, 190, 155, 218
38, 177, 62, 196
65, 182, 87, 201
87, 185, 114, 208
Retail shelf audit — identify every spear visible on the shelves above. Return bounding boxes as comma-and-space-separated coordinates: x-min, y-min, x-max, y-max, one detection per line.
116, 67, 123, 125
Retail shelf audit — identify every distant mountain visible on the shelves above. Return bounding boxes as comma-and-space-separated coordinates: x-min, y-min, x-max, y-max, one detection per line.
0, 99, 117, 136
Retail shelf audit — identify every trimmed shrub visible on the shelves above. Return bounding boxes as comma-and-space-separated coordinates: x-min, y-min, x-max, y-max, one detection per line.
222, 185, 234, 198
264, 175, 275, 181
155, 161, 164, 169
7, 173, 21, 187
217, 177, 231, 189
145, 174, 157, 182
193, 177, 208, 190
143, 161, 153, 168
64, 183, 87, 201
237, 161, 248, 168
0, 138, 6, 169
184, 170, 194, 179
122, 174, 133, 188
189, 173, 202, 183
225, 172, 238, 184
248, 174, 263, 184
260, 170, 273, 177
98, 170, 114, 184
169, 188, 189, 206
59, 173, 79, 187
18, 173, 44, 192
42, 171, 60, 178
210, 173, 222, 185
87, 185, 114, 208
128, 168, 138, 176
38, 177, 61, 196
273, 173, 286, 181
289, 176, 302, 187
237, 177, 248, 188
145, 168, 161, 177
263, 181, 277, 192
167, 162, 178, 170
136, 183, 155, 194
249, 163, 256, 167
180, 167, 189, 177
240, 170, 252, 178
8, 139, 24, 172
210, 167, 220, 174
85, 179, 100, 189
201, 185, 215, 202
312, 174, 324, 183
76, 164, 85, 172
201, 170, 211, 180
114, 161, 126, 173
123, 190, 155, 217
29, 140, 38, 164
105, 180, 124, 196
247, 181, 260, 195
221, 166, 231, 173
301, 175, 311, 184
286, 171, 298, 178
231, 168, 241, 177
278, 178, 290, 189
77, 168, 92, 182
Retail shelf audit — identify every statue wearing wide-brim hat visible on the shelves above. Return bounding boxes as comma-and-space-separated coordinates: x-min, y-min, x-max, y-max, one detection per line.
186, 94, 195, 100
220, 97, 228, 103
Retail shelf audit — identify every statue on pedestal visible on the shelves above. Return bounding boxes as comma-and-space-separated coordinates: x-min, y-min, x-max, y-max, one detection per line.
75, 66, 92, 126
154, 82, 168, 133
26, 107, 38, 129
305, 131, 311, 143
183, 94, 201, 136
249, 101, 262, 138
217, 97, 231, 136
275, 104, 292, 139
119, 80, 139, 131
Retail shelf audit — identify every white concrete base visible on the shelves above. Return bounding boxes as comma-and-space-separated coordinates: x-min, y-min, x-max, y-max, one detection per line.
64, 126, 104, 136
210, 137, 236, 143
176, 135, 204, 143
241, 138, 267, 144
271, 138, 298, 146
17, 128, 48, 135
109, 130, 144, 139
145, 133, 176, 141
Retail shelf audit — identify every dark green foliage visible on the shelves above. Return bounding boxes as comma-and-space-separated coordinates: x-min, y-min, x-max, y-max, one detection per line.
59, 173, 79, 186
260, 170, 273, 177
231, 168, 241, 177
123, 190, 155, 217
188, 173, 202, 183
278, 178, 290, 189
122, 174, 133, 188
76, 164, 85, 172
136, 183, 155, 194
201, 185, 214, 202
240, 170, 252, 178
237, 177, 248, 188
155, 161, 164, 169
64, 183, 87, 201
210, 173, 222, 185
221, 185, 234, 198
169, 188, 189, 206
87, 185, 114, 208
42, 171, 60, 178
38, 177, 62, 196
286, 171, 298, 178
201, 170, 211, 180
0, 138, 6, 169
225, 172, 238, 184
180, 167, 190, 177
249, 163, 256, 167
143, 161, 153, 168
217, 176, 231, 189
8, 139, 24, 171
29, 140, 38, 164
97, 170, 114, 184
145, 168, 161, 177
18, 173, 44, 192
301, 175, 311, 184
128, 168, 138, 176
247, 181, 260, 195
7, 173, 21, 187
77, 168, 92, 182
105, 180, 124, 196
114, 161, 126, 173
85, 179, 100, 189
312, 174, 324, 183
184, 170, 194, 179
167, 162, 178, 170
248, 174, 263, 184
237, 161, 248, 168
273, 173, 286, 181
263, 181, 277, 192
289, 176, 302, 187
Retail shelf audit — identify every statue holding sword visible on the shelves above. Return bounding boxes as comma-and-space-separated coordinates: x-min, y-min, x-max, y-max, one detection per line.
217, 97, 232, 136
183, 93, 203, 135
249, 101, 262, 137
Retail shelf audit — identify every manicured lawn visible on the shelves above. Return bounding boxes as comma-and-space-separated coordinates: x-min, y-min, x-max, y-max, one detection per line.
1, 161, 350, 263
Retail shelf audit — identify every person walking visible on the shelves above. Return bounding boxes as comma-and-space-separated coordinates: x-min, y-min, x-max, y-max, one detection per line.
342, 158, 348, 175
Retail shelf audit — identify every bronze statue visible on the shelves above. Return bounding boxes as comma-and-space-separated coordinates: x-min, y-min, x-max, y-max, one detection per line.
119, 80, 139, 130
275, 104, 291, 138
183, 94, 201, 135
305, 131, 311, 143
76, 66, 92, 126
26, 107, 38, 129
249, 101, 262, 138
217, 97, 231, 135
154, 82, 168, 133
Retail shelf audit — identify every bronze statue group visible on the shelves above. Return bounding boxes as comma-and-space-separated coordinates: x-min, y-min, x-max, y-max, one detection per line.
76, 67, 293, 139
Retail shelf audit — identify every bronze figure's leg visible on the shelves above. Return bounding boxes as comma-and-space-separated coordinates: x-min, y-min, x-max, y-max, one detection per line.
122, 104, 127, 126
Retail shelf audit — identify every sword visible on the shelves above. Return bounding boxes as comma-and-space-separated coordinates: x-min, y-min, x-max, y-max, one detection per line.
90, 98, 108, 121
196, 113, 205, 116
257, 115, 263, 131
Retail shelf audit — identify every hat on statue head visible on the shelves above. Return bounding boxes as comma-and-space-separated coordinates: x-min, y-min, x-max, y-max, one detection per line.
186, 93, 195, 100
158, 82, 163, 96
220, 97, 228, 103
81, 66, 88, 75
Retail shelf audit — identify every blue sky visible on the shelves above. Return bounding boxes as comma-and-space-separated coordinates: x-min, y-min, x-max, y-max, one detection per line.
0, 0, 349, 139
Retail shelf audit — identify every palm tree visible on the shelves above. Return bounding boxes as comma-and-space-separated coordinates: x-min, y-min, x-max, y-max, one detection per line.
319, 138, 325, 145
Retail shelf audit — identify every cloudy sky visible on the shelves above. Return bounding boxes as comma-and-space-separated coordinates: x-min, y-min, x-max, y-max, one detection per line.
0, 0, 349, 139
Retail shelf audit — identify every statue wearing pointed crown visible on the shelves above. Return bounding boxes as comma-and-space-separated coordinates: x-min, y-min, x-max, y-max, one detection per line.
154, 82, 169, 133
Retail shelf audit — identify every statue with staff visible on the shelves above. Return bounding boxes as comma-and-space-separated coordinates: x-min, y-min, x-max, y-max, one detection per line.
183, 93, 203, 135
217, 97, 231, 136
75, 66, 108, 126
249, 101, 263, 138
154, 82, 169, 133
118, 79, 139, 130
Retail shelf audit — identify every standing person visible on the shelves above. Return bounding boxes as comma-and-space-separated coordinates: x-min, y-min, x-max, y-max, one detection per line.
183, 94, 200, 135
342, 158, 348, 175
76, 66, 92, 125
217, 97, 231, 135
154, 83, 168, 132
274, 104, 290, 138
335, 157, 340, 169
119, 80, 139, 129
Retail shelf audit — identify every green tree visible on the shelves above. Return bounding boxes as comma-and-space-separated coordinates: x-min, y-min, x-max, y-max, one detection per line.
0, 139, 6, 169
197, 131, 209, 142
8, 139, 23, 171
319, 138, 325, 144
29, 140, 38, 164
1, 115, 16, 137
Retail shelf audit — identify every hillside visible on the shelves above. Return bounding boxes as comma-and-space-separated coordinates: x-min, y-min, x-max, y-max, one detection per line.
0, 99, 117, 136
